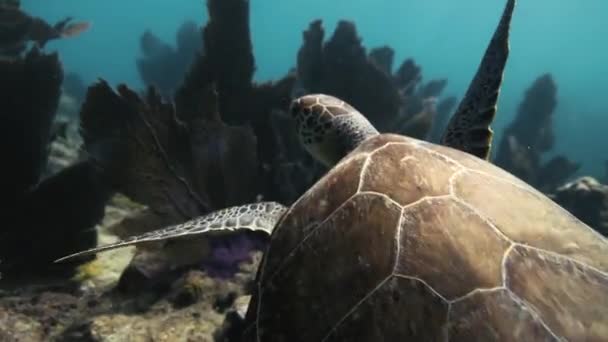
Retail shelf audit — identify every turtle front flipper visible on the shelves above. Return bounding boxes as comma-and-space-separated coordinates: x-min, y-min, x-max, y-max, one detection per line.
440, 0, 515, 159
54, 201, 287, 263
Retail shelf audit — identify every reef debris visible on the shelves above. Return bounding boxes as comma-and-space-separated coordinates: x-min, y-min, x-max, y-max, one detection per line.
550, 177, 608, 237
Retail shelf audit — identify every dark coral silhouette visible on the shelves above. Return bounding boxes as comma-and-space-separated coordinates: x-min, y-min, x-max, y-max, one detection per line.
80, 82, 259, 224
296, 20, 452, 141
0, 48, 110, 278
137, 20, 203, 100
494, 73, 579, 192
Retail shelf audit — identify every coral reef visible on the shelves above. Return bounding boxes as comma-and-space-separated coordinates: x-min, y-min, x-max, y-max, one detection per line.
137, 20, 203, 100
0, 0, 607, 341
62, 1, 465, 286
0, 47, 111, 278
494, 73, 580, 192
80, 4, 459, 255
83, 0, 296, 232
73, 0, 297, 285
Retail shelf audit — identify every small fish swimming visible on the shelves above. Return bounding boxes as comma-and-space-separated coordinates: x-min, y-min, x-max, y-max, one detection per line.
0, 5, 91, 56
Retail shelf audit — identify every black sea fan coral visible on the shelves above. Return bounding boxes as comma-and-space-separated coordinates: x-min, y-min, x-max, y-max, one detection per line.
0, 48, 110, 277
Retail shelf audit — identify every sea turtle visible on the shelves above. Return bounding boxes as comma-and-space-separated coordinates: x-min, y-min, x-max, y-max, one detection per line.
56, 0, 608, 340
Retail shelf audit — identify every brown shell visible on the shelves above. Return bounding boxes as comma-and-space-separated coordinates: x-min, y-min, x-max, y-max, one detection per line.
246, 133, 608, 341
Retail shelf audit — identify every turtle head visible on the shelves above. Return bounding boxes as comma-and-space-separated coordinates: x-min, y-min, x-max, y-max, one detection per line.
290, 94, 379, 167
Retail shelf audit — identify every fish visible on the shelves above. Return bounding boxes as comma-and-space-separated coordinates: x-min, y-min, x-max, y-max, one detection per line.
0, 6, 90, 56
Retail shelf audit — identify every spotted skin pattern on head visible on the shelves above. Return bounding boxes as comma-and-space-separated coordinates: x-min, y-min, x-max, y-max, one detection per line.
290, 94, 379, 167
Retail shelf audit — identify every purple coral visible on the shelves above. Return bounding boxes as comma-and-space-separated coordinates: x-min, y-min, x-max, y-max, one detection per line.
201, 233, 267, 279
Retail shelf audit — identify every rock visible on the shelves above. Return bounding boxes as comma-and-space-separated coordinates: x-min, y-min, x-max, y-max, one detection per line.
551, 176, 608, 236
0, 308, 45, 341
0, 254, 258, 341
214, 295, 251, 342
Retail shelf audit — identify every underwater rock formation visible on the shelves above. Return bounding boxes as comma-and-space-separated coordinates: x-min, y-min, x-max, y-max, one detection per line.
137, 20, 203, 100
0, 48, 111, 278
550, 177, 608, 237
494, 73, 579, 192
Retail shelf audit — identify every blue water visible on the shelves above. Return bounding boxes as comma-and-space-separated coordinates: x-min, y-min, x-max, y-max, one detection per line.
22, 0, 608, 177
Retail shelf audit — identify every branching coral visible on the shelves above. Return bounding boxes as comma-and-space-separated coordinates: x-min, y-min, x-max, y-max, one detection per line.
494, 73, 579, 192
